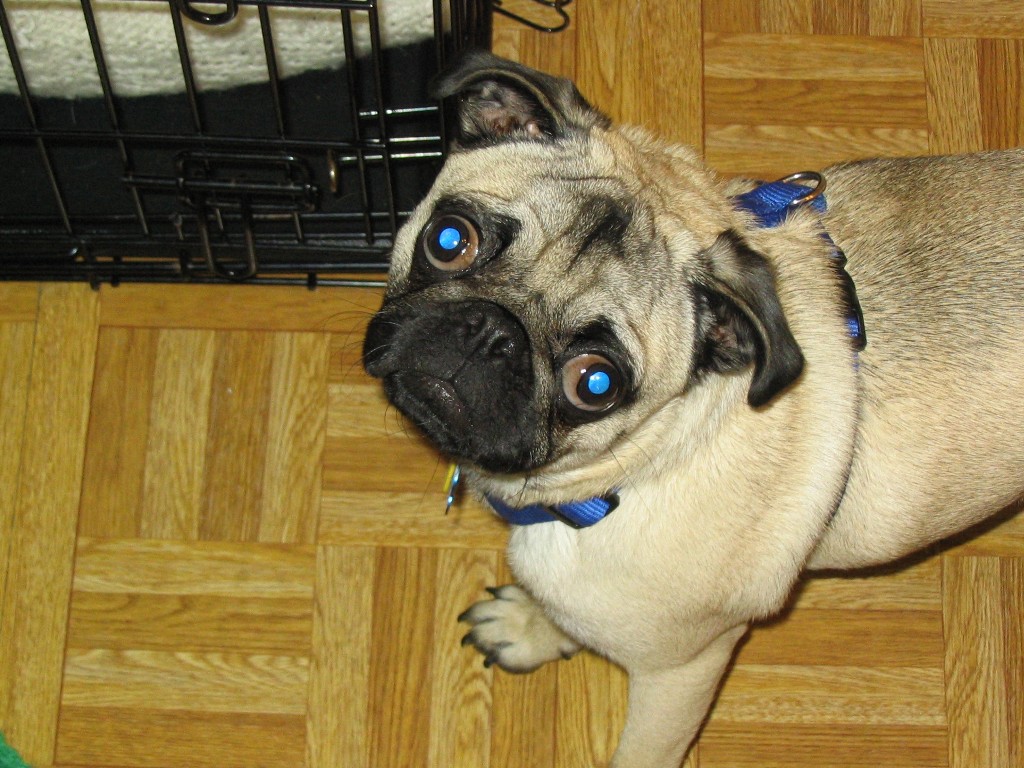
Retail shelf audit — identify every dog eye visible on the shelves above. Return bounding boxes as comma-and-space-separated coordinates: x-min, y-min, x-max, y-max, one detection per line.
562, 353, 623, 413
422, 215, 480, 272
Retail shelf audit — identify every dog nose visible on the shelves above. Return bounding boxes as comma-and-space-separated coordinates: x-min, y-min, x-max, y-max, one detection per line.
461, 303, 524, 360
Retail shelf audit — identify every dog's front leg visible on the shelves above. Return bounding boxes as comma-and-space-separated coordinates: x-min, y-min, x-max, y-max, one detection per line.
612, 624, 748, 768
459, 584, 582, 672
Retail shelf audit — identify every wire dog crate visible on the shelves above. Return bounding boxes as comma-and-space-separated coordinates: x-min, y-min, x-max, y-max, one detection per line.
0, 0, 496, 286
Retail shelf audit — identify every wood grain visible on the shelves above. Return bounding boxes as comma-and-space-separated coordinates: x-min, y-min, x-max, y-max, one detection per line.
705, 33, 926, 81
56, 706, 307, 768
978, 37, 1024, 149
708, 76, 929, 127
794, 557, 942, 610
698, 722, 948, 767
0, 323, 36, 623
705, 124, 930, 179
367, 547, 437, 768
703, 30, 937, 176
319, 491, 508, 549
925, 38, 986, 154
66, 592, 314, 654
98, 283, 383, 333
79, 328, 159, 538
0, 284, 99, 765
1004, 559, 1024, 768
61, 648, 310, 714
491, 646, 560, 768
139, 330, 217, 540
258, 332, 329, 544
306, 545, 375, 768
715, 665, 945, 725
704, 0, 922, 36
428, 548, 498, 767
576, 0, 703, 149
72, 538, 316, 597
200, 330, 276, 542
943, 556, 1023, 768
0, 283, 38, 321
923, 0, 1024, 38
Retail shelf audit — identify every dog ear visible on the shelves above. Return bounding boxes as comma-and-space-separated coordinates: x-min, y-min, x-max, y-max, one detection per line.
695, 231, 805, 407
431, 49, 609, 145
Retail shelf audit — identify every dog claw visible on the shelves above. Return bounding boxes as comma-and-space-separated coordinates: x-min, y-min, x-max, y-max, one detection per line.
456, 585, 578, 673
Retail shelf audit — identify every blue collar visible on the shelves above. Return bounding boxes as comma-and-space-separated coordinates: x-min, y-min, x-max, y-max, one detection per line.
470, 174, 865, 530
485, 492, 619, 528
734, 172, 866, 350
444, 465, 619, 528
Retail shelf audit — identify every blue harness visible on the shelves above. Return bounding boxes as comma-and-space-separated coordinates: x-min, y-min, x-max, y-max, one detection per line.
734, 172, 866, 349
480, 173, 865, 528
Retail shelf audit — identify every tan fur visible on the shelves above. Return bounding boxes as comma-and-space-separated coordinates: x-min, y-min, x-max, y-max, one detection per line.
369, 56, 1024, 767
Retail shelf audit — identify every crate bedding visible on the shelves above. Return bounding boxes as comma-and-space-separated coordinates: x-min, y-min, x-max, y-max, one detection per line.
0, 0, 436, 98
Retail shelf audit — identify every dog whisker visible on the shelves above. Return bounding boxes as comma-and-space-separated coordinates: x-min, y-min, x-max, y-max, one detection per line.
608, 445, 655, 520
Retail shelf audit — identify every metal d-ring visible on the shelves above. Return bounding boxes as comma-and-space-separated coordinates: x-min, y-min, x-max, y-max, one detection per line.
778, 171, 826, 207
177, 0, 238, 26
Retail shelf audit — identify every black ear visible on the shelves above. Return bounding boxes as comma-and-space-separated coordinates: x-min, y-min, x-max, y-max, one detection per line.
695, 231, 804, 407
431, 49, 609, 146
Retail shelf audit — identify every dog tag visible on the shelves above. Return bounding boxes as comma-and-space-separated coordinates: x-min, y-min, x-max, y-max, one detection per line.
444, 463, 462, 514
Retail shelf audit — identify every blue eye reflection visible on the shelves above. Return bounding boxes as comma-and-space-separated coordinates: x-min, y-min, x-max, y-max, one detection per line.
586, 370, 611, 396
438, 226, 462, 251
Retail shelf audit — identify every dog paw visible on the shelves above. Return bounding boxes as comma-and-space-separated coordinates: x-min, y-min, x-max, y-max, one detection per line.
458, 585, 581, 673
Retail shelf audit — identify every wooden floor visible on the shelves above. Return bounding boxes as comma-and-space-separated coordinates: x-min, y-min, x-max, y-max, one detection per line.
2, 2, 1023, 767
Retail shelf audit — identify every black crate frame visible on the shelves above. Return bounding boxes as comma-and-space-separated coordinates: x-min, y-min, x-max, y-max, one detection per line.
0, 0, 493, 287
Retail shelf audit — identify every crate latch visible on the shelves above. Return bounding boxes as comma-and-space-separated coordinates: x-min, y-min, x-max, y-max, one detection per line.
174, 151, 319, 280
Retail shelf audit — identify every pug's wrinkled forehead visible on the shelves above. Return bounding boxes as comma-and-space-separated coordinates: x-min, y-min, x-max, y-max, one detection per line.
391, 162, 665, 363
385, 136, 638, 287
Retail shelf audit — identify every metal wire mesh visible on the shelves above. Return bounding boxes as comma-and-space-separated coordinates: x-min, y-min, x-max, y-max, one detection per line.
0, 0, 492, 286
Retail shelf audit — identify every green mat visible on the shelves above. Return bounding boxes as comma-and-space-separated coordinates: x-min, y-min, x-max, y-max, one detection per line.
0, 733, 30, 768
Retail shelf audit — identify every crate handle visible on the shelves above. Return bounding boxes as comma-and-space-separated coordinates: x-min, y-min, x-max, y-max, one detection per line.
177, 0, 238, 26
493, 0, 571, 33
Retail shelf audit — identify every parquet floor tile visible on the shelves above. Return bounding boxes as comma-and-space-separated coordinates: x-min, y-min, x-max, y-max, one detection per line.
2, 3, 1022, 767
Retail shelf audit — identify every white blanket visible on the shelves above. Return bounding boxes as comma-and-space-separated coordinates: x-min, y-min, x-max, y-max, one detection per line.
0, 0, 435, 98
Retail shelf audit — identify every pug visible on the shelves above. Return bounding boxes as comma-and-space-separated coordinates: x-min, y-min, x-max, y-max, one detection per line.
362, 50, 1024, 768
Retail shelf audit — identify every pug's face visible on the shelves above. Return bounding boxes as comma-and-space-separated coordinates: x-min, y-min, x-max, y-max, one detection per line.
363, 52, 803, 479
